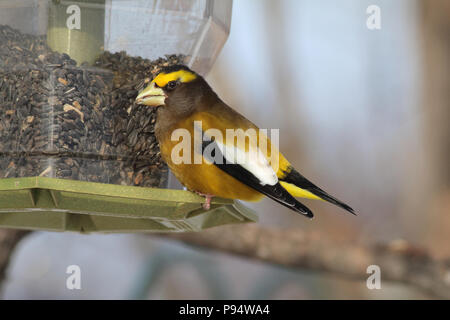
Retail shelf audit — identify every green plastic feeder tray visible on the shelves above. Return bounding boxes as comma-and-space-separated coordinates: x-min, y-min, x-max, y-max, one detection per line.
0, 1, 243, 233
0, 177, 257, 233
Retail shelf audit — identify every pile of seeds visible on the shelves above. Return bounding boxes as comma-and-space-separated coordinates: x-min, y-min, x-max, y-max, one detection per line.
0, 24, 184, 187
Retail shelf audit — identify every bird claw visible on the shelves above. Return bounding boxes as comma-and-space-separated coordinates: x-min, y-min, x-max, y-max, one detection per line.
196, 192, 214, 210
202, 201, 211, 210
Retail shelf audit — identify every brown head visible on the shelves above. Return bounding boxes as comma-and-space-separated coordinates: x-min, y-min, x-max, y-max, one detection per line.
135, 65, 217, 117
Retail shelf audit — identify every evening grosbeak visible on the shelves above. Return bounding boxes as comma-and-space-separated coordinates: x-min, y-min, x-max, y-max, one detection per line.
136, 65, 354, 218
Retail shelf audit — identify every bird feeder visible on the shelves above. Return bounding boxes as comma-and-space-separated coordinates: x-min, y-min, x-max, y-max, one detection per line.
0, 0, 257, 233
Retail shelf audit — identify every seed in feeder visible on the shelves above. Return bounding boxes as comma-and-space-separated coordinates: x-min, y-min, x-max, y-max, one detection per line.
0, 25, 186, 188
134, 172, 143, 185
63, 104, 84, 122
58, 77, 68, 85
48, 96, 60, 105
64, 87, 76, 95
73, 101, 82, 110
39, 166, 52, 177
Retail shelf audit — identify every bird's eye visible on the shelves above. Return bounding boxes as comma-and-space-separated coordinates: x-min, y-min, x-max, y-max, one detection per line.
166, 81, 178, 90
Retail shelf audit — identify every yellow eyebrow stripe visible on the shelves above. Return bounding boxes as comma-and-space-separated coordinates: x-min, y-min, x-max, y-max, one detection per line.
153, 70, 197, 87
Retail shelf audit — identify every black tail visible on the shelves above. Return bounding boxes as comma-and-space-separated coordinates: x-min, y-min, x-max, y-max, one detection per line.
280, 167, 355, 215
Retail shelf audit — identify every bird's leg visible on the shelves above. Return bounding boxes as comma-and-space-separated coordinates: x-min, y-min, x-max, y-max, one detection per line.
195, 192, 215, 210
203, 195, 213, 210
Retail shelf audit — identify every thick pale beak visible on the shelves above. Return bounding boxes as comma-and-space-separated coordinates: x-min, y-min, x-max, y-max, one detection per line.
135, 82, 166, 107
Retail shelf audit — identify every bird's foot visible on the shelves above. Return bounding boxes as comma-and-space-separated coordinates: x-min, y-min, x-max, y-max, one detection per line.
195, 192, 215, 210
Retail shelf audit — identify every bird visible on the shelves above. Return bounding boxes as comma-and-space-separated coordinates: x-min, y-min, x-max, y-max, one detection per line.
136, 65, 354, 218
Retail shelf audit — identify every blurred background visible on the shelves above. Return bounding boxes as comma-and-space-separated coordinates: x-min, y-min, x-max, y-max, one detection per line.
1, 0, 449, 299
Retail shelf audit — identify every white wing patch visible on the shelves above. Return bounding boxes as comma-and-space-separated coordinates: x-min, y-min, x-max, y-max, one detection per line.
214, 139, 278, 186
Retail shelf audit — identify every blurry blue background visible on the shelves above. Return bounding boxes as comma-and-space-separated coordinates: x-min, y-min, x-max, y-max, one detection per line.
2, 0, 449, 299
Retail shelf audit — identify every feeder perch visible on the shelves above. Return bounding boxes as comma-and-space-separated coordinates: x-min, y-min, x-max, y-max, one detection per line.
0, 177, 257, 233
